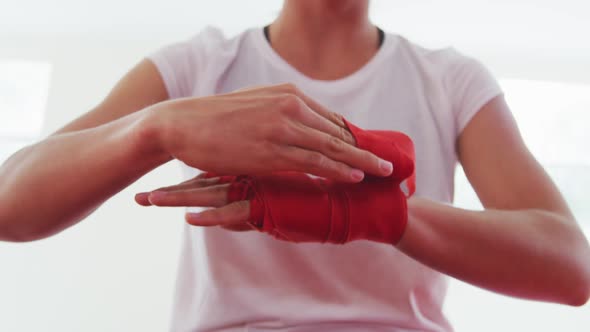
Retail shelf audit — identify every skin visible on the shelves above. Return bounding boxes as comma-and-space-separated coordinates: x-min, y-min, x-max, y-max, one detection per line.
0, 33, 395, 240
138, 0, 590, 306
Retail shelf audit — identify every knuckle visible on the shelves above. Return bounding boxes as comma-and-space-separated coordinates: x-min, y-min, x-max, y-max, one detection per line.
279, 83, 299, 94
329, 161, 348, 175
204, 209, 220, 220
275, 147, 298, 168
265, 142, 283, 158
203, 177, 222, 186
367, 150, 381, 161
305, 152, 327, 169
331, 111, 345, 124
214, 184, 230, 202
195, 177, 213, 185
267, 122, 292, 140
277, 94, 303, 117
236, 201, 251, 219
236, 200, 250, 212
367, 152, 383, 169
326, 135, 344, 153
214, 184, 227, 194
339, 126, 355, 145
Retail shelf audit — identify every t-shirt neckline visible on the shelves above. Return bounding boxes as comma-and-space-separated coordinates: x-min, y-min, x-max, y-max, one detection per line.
251, 26, 398, 92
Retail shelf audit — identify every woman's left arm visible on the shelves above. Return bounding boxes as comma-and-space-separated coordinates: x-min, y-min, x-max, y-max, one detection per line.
397, 95, 590, 306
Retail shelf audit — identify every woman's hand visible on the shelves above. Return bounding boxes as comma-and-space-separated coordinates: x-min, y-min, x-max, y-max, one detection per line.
145, 84, 393, 182
135, 175, 253, 232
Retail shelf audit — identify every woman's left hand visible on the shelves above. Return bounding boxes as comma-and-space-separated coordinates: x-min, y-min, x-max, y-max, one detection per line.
135, 176, 254, 231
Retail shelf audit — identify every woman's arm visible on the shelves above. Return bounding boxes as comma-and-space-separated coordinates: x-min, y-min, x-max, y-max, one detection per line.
397, 96, 590, 306
0, 59, 171, 242
400, 197, 590, 306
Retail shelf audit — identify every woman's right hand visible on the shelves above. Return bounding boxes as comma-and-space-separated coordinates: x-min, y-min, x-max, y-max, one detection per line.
145, 84, 393, 182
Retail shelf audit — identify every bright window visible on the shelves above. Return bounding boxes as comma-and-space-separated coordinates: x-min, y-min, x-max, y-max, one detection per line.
0, 60, 51, 162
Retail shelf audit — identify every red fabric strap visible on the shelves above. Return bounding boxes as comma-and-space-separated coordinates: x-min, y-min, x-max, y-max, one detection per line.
344, 119, 416, 196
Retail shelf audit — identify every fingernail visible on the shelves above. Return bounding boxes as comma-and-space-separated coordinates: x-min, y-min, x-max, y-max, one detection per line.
135, 192, 150, 205
186, 212, 204, 225
187, 212, 199, 220
136, 192, 149, 199
380, 160, 393, 175
351, 169, 364, 181
148, 191, 166, 204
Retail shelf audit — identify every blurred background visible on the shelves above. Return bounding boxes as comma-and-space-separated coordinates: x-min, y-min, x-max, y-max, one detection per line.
0, 0, 589, 331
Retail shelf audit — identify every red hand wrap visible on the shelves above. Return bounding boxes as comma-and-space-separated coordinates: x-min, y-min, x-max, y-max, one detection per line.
207, 120, 416, 245
344, 120, 416, 195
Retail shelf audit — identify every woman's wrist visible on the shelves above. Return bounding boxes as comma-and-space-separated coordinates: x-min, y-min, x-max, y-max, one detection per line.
130, 103, 175, 168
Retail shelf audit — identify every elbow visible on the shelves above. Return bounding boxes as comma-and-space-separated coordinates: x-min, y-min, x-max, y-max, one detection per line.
552, 215, 590, 307
566, 280, 590, 307
543, 262, 590, 307
564, 238, 590, 307
568, 293, 589, 307
0, 210, 54, 243
567, 262, 590, 307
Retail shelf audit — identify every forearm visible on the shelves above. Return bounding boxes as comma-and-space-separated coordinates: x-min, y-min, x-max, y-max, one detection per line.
0, 109, 170, 242
398, 197, 590, 306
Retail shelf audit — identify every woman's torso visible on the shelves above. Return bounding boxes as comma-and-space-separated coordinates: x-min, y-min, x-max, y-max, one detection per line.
148, 26, 499, 332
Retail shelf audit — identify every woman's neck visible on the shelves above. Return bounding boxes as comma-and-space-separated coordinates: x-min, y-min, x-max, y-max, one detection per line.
268, 0, 380, 81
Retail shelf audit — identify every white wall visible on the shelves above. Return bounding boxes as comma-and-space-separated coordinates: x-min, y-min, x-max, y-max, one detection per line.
1, 1, 589, 331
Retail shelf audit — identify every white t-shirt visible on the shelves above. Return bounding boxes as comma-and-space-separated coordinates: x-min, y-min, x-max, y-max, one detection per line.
149, 26, 502, 332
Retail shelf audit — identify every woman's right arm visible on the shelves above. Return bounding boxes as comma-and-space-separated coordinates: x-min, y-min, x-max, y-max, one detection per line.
0, 59, 393, 242
0, 59, 171, 242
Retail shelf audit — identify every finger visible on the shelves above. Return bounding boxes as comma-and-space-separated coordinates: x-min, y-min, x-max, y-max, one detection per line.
135, 177, 222, 206
147, 184, 230, 207
196, 172, 209, 179
197, 173, 237, 184
279, 97, 392, 176
233, 85, 266, 93
135, 192, 152, 206
185, 200, 250, 227
273, 84, 347, 129
155, 177, 222, 192
291, 101, 356, 146
299, 95, 346, 128
278, 145, 363, 182
288, 126, 393, 179
221, 224, 256, 232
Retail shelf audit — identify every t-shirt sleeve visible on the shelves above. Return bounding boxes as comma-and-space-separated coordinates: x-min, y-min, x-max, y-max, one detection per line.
443, 51, 503, 135
147, 36, 201, 100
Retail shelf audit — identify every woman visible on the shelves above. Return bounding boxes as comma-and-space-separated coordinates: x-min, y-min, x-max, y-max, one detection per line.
1, 0, 589, 331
